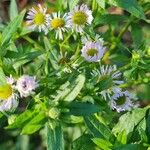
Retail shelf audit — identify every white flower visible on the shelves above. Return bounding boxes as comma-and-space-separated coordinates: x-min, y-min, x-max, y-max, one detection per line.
46, 12, 68, 40
81, 41, 105, 62
92, 65, 124, 100
66, 4, 93, 33
0, 77, 18, 112
0, 94, 18, 112
109, 91, 138, 112
16, 75, 38, 97
26, 4, 49, 34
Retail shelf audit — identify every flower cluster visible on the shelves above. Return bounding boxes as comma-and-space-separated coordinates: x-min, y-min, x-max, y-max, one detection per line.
92, 65, 138, 112
26, 3, 138, 113
0, 75, 38, 112
26, 4, 93, 39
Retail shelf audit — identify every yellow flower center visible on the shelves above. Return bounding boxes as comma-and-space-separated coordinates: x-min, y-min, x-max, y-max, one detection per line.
116, 96, 126, 106
34, 13, 45, 25
51, 18, 65, 29
0, 84, 13, 100
73, 11, 87, 25
87, 48, 98, 57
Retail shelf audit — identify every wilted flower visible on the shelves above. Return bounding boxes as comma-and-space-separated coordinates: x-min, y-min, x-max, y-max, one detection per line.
81, 41, 105, 62
26, 4, 49, 34
92, 65, 124, 100
46, 12, 68, 40
16, 75, 38, 97
109, 91, 138, 112
67, 4, 93, 33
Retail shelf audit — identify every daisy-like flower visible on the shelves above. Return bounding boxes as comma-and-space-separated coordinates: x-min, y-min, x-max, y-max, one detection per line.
81, 41, 106, 62
109, 91, 138, 112
0, 77, 18, 112
67, 4, 93, 33
92, 65, 124, 100
16, 75, 38, 97
46, 12, 68, 40
26, 4, 49, 34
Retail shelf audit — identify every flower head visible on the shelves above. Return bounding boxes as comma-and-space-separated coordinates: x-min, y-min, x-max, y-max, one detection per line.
46, 12, 68, 40
92, 65, 124, 100
26, 4, 48, 34
81, 41, 105, 62
0, 77, 18, 112
16, 75, 38, 97
109, 91, 138, 112
67, 4, 93, 33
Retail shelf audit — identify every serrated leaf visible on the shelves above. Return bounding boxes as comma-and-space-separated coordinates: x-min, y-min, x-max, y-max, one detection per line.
10, 0, 18, 21
112, 107, 150, 136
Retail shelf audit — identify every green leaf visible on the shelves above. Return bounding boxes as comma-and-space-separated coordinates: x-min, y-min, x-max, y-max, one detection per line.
10, 0, 18, 21
53, 74, 85, 102
84, 115, 112, 140
112, 107, 150, 136
21, 125, 43, 135
131, 23, 143, 48
69, 102, 101, 116
0, 67, 6, 86
94, 14, 127, 26
1, 9, 26, 46
44, 37, 59, 70
116, 130, 127, 144
112, 144, 147, 150
21, 112, 47, 134
146, 109, 150, 142
92, 138, 112, 150
6, 110, 38, 129
47, 122, 64, 150
72, 134, 96, 150
96, 0, 105, 9
108, 0, 145, 19
69, 0, 79, 10
64, 74, 85, 102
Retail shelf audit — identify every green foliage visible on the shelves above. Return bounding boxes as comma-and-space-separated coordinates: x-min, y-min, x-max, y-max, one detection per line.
47, 122, 64, 150
0, 0, 149, 149
108, 0, 145, 19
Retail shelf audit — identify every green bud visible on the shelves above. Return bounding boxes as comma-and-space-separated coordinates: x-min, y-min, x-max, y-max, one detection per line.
48, 108, 60, 119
